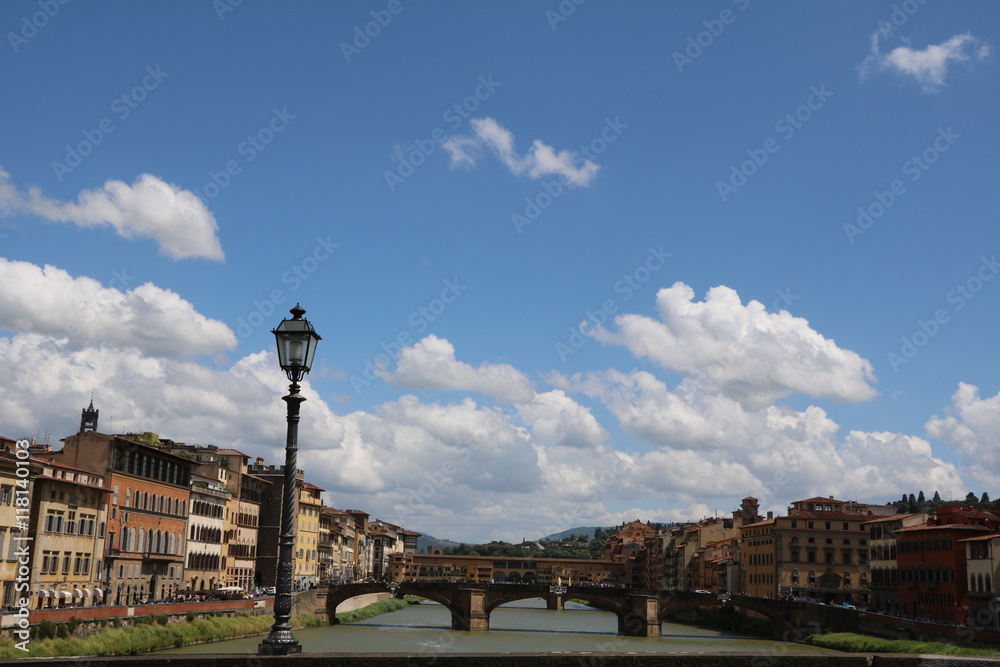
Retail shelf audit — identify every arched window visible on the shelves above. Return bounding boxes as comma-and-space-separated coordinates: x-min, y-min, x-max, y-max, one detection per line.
979, 573, 985, 592
808, 569, 816, 586
125, 489, 131, 507
138, 528, 145, 553
169, 532, 176, 555
791, 569, 799, 585
128, 527, 136, 552
987, 575, 993, 592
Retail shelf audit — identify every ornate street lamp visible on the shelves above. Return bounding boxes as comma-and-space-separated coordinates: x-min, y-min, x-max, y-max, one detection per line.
259, 304, 321, 656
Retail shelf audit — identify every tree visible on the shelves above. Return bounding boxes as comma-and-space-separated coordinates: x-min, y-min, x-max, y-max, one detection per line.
982, 492, 991, 505
932, 490, 941, 502
917, 490, 925, 503
135, 432, 161, 448
966, 492, 979, 504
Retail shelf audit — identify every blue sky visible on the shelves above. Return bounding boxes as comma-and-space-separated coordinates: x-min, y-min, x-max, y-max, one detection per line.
1, 1, 998, 542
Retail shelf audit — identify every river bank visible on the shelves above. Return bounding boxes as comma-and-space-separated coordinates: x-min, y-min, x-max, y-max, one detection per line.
0, 597, 412, 658
805, 632, 1000, 657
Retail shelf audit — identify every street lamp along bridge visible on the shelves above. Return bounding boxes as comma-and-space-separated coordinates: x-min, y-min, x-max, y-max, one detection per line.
258, 304, 321, 656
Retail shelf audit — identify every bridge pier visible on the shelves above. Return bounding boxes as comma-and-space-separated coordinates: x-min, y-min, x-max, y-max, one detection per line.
451, 587, 490, 631
620, 595, 660, 637
546, 595, 564, 611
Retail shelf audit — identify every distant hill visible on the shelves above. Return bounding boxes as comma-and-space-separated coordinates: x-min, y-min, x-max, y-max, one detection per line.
416, 533, 463, 553
537, 527, 604, 542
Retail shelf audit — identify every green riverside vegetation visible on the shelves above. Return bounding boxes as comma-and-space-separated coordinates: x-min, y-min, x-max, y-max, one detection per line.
0, 597, 414, 658
805, 632, 1000, 656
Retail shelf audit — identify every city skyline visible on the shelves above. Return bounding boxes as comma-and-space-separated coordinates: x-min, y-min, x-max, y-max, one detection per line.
1, 2, 999, 543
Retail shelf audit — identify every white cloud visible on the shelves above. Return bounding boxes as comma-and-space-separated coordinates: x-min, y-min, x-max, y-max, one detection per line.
0, 166, 224, 261
384, 335, 535, 403
926, 382, 1000, 488
517, 389, 607, 449
442, 117, 599, 187
859, 32, 991, 93
0, 325, 973, 543
589, 283, 877, 407
838, 431, 963, 499
552, 367, 960, 508
0, 258, 236, 357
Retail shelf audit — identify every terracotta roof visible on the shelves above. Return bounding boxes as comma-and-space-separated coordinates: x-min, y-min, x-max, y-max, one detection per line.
894, 523, 996, 534
795, 497, 847, 504
788, 510, 872, 521
959, 533, 1000, 543
862, 513, 921, 525
741, 518, 776, 529
35, 474, 111, 492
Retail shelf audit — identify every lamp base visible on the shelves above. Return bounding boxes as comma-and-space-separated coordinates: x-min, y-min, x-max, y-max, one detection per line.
258, 641, 302, 655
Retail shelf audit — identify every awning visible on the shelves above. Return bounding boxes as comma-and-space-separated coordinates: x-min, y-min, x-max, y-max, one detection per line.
37, 589, 50, 598
81, 588, 92, 598
73, 588, 84, 598
58, 590, 71, 599
94, 588, 105, 598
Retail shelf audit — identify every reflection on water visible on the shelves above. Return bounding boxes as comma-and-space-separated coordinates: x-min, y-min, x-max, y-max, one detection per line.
158, 598, 836, 655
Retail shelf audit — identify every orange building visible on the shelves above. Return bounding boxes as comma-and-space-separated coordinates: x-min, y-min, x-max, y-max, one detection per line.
50, 411, 193, 605
894, 506, 1000, 623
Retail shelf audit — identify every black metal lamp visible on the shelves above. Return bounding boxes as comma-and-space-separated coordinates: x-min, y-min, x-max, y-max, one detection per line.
259, 304, 321, 656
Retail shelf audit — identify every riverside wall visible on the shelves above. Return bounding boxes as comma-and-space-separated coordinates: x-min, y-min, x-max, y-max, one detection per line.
0, 589, 388, 638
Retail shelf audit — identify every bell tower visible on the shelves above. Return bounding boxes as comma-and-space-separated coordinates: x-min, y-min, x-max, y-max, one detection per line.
80, 398, 99, 433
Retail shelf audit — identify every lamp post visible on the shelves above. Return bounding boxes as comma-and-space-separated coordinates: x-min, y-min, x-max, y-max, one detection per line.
258, 304, 321, 656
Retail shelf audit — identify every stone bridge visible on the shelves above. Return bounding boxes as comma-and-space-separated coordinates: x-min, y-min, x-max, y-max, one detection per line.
325, 583, 861, 638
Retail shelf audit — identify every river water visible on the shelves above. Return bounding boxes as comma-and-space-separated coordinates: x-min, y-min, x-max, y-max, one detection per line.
159, 598, 837, 656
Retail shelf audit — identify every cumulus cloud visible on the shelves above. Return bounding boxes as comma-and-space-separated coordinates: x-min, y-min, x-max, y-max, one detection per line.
517, 389, 607, 449
589, 283, 878, 407
859, 31, 991, 92
443, 117, 599, 187
384, 335, 535, 403
0, 333, 547, 539
0, 258, 236, 357
926, 382, 1000, 488
0, 166, 224, 261
552, 367, 960, 507
839, 431, 962, 498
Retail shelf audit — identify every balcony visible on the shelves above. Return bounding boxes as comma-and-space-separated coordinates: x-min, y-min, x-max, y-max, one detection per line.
142, 551, 184, 562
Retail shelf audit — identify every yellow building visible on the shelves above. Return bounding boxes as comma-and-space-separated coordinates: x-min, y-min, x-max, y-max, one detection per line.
294, 482, 323, 589
1, 440, 39, 608
740, 496, 875, 604
28, 457, 110, 609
